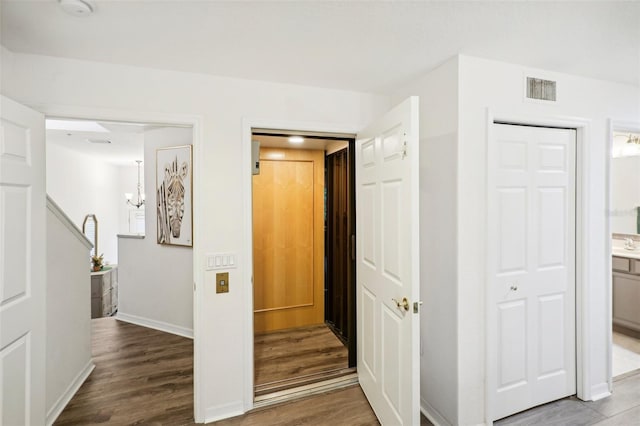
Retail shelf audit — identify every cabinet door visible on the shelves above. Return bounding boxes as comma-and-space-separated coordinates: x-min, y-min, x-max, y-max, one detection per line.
111, 285, 118, 313
91, 276, 101, 298
613, 273, 640, 331
91, 297, 102, 319
102, 290, 111, 316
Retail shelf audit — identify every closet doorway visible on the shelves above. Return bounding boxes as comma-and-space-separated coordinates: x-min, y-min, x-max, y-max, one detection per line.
251, 130, 356, 399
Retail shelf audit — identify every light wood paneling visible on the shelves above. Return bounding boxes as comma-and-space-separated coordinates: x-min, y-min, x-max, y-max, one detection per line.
253, 148, 325, 332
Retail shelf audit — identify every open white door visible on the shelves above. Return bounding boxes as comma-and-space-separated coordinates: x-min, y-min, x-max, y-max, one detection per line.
0, 95, 47, 425
487, 123, 576, 420
356, 97, 420, 425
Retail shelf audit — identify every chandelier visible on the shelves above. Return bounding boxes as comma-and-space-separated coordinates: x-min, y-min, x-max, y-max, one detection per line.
125, 160, 145, 209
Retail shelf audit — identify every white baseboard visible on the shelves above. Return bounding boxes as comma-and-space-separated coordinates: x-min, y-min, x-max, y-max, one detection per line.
46, 361, 95, 426
204, 401, 245, 423
116, 312, 193, 339
421, 397, 452, 426
590, 382, 612, 401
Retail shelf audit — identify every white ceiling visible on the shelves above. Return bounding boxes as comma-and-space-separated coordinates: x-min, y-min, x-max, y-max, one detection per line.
1, 1, 638, 93
46, 119, 151, 165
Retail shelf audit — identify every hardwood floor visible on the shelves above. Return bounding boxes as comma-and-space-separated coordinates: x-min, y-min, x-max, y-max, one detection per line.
214, 384, 433, 426
56, 318, 640, 426
54, 317, 194, 425
213, 385, 377, 426
254, 324, 349, 388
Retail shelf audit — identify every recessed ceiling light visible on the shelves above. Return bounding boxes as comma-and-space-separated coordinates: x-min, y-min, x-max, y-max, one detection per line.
59, 0, 93, 17
288, 136, 304, 144
46, 119, 109, 133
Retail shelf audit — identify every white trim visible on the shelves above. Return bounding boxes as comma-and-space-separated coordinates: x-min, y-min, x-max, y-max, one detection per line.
607, 119, 640, 394
484, 110, 592, 423
241, 117, 359, 413
576, 123, 591, 401
204, 401, 244, 424
590, 382, 612, 401
421, 398, 452, 426
31, 103, 204, 422
46, 196, 93, 249
45, 361, 95, 426
116, 312, 194, 339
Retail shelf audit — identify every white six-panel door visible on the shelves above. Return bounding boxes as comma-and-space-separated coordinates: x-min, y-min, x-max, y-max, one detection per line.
356, 97, 420, 425
0, 96, 47, 425
488, 123, 576, 420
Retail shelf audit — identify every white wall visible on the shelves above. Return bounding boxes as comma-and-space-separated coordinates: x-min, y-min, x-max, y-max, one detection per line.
117, 127, 194, 336
392, 57, 460, 426
46, 198, 93, 425
394, 55, 640, 425
457, 56, 640, 424
46, 143, 120, 264
611, 156, 640, 235
1, 47, 391, 422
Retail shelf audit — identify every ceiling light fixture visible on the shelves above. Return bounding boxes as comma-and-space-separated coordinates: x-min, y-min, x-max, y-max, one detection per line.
626, 134, 640, 145
288, 136, 304, 144
125, 160, 146, 209
59, 0, 93, 17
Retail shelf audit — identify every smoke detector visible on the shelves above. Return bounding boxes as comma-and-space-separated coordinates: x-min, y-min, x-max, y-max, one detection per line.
59, 0, 93, 17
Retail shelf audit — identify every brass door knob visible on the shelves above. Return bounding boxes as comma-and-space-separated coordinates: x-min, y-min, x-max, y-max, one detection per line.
392, 297, 410, 311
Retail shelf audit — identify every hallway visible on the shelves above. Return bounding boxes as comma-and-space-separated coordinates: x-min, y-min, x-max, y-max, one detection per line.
54, 318, 193, 425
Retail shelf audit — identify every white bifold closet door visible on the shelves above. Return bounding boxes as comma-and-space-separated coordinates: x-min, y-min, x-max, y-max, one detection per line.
488, 123, 577, 421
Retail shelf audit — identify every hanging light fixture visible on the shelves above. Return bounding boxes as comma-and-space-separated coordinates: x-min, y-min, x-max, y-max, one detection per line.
125, 160, 145, 209
626, 133, 640, 145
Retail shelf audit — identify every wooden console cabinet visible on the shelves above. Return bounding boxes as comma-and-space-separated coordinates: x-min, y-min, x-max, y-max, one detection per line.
91, 266, 118, 319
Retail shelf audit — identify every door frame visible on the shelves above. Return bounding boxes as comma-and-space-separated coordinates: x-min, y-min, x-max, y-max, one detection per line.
22, 104, 205, 421
241, 118, 358, 411
606, 118, 640, 386
485, 111, 593, 422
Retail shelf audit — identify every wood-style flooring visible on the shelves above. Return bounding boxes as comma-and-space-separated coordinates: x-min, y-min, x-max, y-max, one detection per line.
497, 369, 640, 425
54, 317, 194, 425
254, 324, 349, 388
54, 318, 640, 426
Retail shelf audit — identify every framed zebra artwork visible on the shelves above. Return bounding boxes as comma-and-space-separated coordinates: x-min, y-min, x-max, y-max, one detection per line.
156, 145, 193, 247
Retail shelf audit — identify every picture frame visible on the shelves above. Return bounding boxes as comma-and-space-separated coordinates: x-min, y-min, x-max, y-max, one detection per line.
156, 145, 193, 247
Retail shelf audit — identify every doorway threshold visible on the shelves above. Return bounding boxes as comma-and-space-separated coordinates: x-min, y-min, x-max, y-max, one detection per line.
253, 372, 358, 410
255, 367, 356, 397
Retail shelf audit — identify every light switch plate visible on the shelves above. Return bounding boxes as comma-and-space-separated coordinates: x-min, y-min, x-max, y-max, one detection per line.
205, 253, 238, 270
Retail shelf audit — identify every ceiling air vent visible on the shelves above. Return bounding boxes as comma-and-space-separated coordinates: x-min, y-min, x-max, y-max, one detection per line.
526, 77, 556, 102
87, 138, 112, 144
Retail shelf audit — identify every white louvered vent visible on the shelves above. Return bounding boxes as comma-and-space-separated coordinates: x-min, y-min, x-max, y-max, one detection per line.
526, 77, 557, 101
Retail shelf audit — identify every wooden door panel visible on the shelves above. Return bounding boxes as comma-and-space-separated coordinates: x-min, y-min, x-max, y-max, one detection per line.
253, 148, 324, 332
325, 148, 352, 342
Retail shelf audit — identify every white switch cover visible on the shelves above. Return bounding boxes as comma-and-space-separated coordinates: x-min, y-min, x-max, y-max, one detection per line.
205, 253, 238, 270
